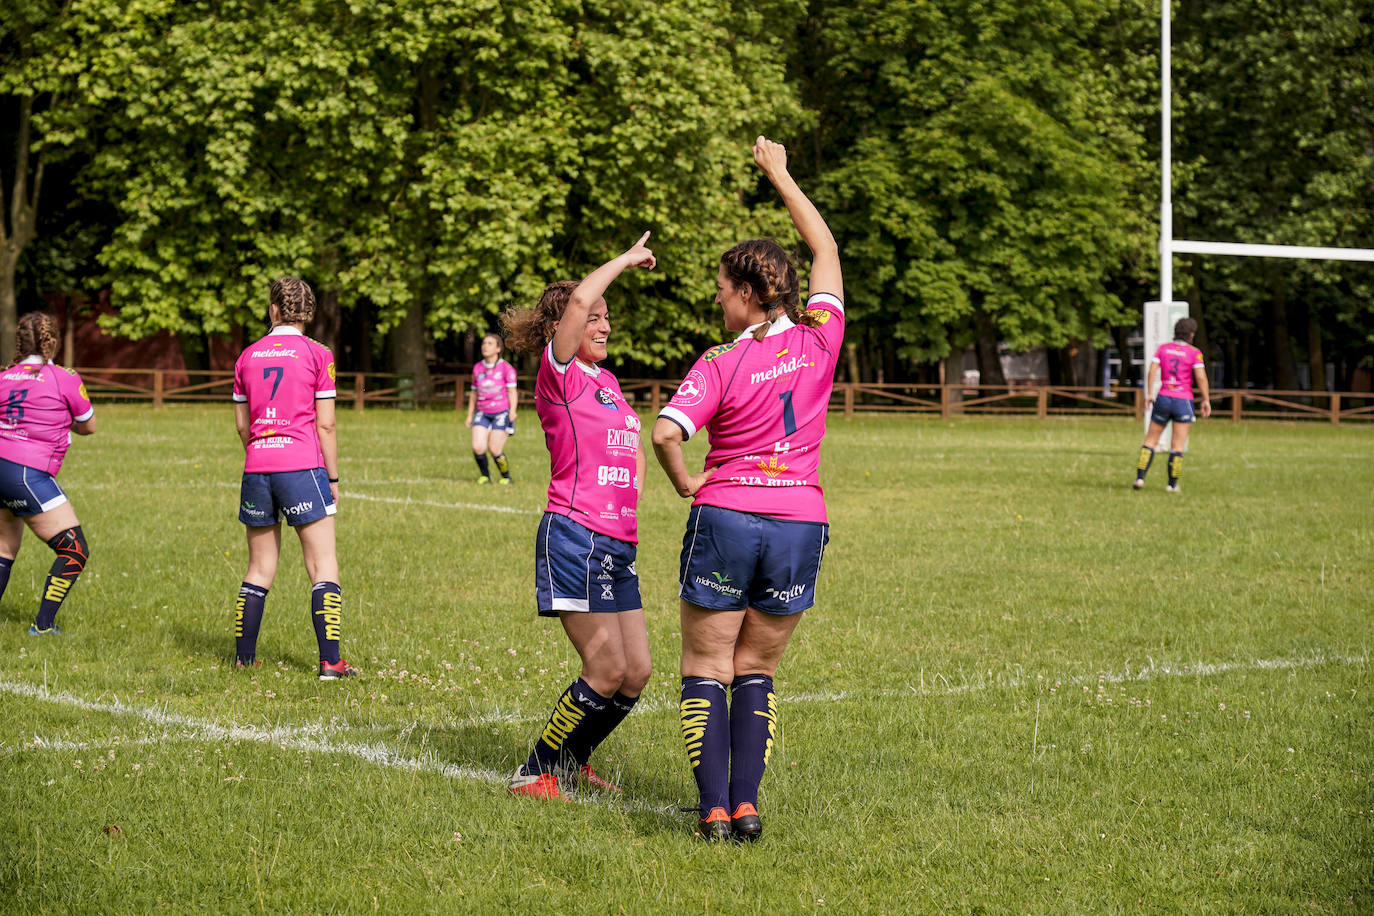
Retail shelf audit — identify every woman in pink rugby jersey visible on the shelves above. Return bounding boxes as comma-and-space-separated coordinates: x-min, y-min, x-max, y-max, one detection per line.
653, 136, 844, 841
230, 278, 356, 680
463, 332, 518, 485
500, 233, 655, 800
0, 312, 96, 636
1133, 317, 1212, 492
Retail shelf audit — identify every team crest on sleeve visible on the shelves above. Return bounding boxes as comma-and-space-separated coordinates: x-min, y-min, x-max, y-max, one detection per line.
327, 362, 336, 381
811, 310, 833, 325
670, 369, 707, 408
78, 384, 89, 400
701, 342, 739, 362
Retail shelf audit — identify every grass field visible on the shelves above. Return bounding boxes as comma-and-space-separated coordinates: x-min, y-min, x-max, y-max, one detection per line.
1, 405, 1369, 913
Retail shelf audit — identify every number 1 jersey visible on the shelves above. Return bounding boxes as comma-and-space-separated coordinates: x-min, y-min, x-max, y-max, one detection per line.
232, 326, 337, 473
658, 292, 844, 524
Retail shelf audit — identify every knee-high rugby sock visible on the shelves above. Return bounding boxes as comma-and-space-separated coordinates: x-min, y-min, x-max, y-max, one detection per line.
680, 676, 730, 816
311, 581, 343, 664
524, 678, 608, 775
0, 555, 12, 603
566, 691, 639, 767
728, 674, 778, 812
1168, 451, 1184, 487
234, 582, 269, 664
494, 453, 510, 479
473, 452, 490, 478
1135, 445, 1154, 482
35, 526, 87, 630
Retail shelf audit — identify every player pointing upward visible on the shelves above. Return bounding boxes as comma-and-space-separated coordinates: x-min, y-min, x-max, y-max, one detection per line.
653, 136, 844, 841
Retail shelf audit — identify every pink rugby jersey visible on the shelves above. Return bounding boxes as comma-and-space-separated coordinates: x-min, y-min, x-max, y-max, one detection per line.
0, 358, 94, 476
535, 343, 641, 543
659, 292, 845, 524
1153, 341, 1205, 399
232, 327, 337, 473
472, 358, 517, 413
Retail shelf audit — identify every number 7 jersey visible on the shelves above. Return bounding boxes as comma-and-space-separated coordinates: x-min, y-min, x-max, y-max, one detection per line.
232, 326, 337, 472
658, 292, 844, 524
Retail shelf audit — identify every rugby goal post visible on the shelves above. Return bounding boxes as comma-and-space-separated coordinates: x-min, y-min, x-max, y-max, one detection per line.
1155, 1, 1374, 445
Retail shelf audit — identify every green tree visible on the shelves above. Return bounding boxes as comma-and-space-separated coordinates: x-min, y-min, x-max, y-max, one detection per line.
788, 0, 1152, 383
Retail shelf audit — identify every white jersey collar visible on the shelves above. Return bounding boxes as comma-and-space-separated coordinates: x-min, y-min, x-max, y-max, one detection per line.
19, 355, 48, 365
735, 313, 796, 341
268, 325, 304, 336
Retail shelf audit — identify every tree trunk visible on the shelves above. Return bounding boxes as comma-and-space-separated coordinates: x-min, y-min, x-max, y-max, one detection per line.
2, 96, 44, 365
844, 341, 859, 384
1269, 288, 1298, 391
1306, 307, 1326, 392
974, 312, 1006, 387
942, 348, 963, 411
388, 299, 432, 401
0, 263, 16, 364
309, 289, 342, 356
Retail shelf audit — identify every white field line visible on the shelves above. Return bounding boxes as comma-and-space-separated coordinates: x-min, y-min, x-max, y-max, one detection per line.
1, 650, 1365, 819
0, 678, 506, 788
79, 479, 535, 515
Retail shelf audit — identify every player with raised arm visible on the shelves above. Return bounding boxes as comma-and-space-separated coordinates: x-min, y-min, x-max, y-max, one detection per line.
652, 136, 843, 841
1134, 317, 1211, 492
231, 278, 357, 679
464, 333, 518, 485
0, 312, 95, 636
501, 234, 655, 800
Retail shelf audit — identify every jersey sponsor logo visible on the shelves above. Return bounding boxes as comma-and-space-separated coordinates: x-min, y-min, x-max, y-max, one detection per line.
701, 341, 739, 362
3, 497, 29, 511
680, 697, 712, 768
757, 455, 789, 478
283, 500, 315, 516
811, 309, 833, 325
605, 425, 639, 454
601, 583, 615, 601
597, 465, 633, 488
315, 589, 342, 641
694, 571, 743, 599
765, 583, 807, 604
749, 353, 814, 386
670, 369, 707, 408
594, 387, 622, 410
241, 500, 268, 518
250, 345, 300, 359
539, 691, 587, 751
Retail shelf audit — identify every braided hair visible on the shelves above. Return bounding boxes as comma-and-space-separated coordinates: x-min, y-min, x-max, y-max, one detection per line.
720, 239, 822, 341
502, 281, 577, 354
270, 277, 315, 325
12, 311, 60, 375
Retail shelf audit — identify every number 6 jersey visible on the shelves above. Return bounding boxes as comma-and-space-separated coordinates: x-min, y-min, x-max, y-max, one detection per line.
658, 292, 844, 524
232, 326, 337, 472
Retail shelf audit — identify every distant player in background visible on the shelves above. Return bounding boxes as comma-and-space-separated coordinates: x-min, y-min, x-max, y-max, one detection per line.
464, 333, 517, 485
0, 312, 95, 636
652, 136, 843, 841
1134, 317, 1211, 492
500, 233, 655, 800
231, 278, 357, 679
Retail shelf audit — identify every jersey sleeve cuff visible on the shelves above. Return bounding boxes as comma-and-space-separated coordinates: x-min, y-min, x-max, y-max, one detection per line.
315, 389, 337, 399
545, 341, 574, 374
657, 405, 697, 440
72, 408, 94, 423
232, 393, 248, 402
807, 292, 844, 313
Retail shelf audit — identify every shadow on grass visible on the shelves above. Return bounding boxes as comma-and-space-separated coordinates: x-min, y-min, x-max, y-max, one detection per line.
170, 623, 314, 672
0, 599, 32, 625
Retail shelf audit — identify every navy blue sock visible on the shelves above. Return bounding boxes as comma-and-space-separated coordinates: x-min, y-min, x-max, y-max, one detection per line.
1168, 451, 1184, 487
234, 582, 268, 664
680, 676, 730, 816
729, 674, 778, 812
525, 678, 608, 775
0, 555, 12, 603
566, 690, 639, 767
1136, 445, 1154, 482
473, 452, 490, 478
310, 581, 342, 664
35, 527, 87, 630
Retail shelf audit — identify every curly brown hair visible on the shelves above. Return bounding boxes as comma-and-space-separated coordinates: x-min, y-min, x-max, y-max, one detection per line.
13, 311, 60, 373
502, 281, 577, 355
721, 239, 823, 341
270, 277, 315, 324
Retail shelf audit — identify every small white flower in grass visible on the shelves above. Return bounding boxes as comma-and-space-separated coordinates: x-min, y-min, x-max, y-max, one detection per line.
1287, 748, 1294, 753
452, 832, 462, 843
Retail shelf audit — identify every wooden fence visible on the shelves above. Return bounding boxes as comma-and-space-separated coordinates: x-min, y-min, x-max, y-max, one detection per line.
74, 368, 1374, 424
